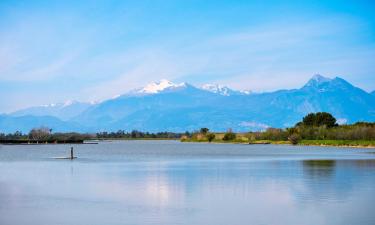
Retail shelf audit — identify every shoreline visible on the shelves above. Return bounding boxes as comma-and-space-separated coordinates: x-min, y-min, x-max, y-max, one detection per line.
181, 139, 375, 148
2, 138, 374, 148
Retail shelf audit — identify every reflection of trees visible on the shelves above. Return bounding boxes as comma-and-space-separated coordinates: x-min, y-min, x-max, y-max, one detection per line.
302, 160, 336, 179
353, 160, 375, 168
300, 159, 375, 203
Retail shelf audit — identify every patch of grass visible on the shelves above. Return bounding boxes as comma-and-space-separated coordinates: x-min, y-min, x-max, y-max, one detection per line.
299, 139, 375, 147
182, 134, 375, 147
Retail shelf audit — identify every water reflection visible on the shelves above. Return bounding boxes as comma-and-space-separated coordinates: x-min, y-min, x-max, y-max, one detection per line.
353, 159, 375, 168
0, 142, 375, 225
302, 160, 336, 178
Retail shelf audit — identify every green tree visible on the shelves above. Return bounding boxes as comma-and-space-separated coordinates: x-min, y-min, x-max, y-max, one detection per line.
302, 112, 337, 128
206, 133, 215, 142
200, 128, 209, 134
315, 112, 337, 127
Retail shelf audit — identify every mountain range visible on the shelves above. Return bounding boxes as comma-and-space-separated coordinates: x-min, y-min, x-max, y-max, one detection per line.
1, 75, 374, 133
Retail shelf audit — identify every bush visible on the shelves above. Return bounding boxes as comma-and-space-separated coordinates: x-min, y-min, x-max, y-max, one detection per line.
206, 133, 216, 142
288, 133, 300, 145
180, 135, 189, 141
223, 132, 236, 141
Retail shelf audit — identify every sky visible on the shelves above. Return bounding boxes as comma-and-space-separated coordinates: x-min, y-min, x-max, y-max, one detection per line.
0, 0, 375, 112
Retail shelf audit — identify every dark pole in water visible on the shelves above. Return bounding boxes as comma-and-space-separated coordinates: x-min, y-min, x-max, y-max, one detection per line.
70, 147, 74, 160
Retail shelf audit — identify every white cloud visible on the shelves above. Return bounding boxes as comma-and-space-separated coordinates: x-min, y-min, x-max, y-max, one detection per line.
239, 121, 270, 131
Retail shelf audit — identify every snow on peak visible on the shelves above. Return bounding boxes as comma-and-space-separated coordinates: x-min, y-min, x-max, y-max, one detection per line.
40, 103, 58, 108
39, 100, 91, 108
239, 90, 252, 95
63, 100, 76, 107
137, 79, 186, 94
304, 74, 332, 88
111, 94, 121, 99
201, 84, 232, 96
311, 74, 331, 83
308, 74, 331, 84
201, 84, 251, 96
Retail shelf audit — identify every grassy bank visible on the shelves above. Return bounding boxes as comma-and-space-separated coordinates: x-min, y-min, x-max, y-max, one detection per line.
298, 139, 375, 147
181, 133, 375, 148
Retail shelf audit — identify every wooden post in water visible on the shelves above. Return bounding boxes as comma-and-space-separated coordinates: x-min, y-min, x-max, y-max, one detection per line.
70, 147, 74, 160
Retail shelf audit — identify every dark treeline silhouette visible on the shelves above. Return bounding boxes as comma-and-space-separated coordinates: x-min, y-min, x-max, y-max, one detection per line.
0, 127, 93, 143
0, 131, 25, 140
96, 130, 185, 139
0, 129, 186, 143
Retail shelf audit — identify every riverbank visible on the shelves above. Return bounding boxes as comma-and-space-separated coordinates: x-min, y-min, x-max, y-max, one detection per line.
181, 137, 375, 148
298, 140, 375, 148
0, 139, 85, 145
97, 137, 179, 141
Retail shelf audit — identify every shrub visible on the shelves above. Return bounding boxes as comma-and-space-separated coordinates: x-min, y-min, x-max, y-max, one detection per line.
180, 135, 189, 141
223, 132, 236, 141
206, 133, 216, 142
288, 133, 300, 145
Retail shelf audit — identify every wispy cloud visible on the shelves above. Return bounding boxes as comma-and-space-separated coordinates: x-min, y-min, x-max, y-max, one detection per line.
0, 1, 374, 112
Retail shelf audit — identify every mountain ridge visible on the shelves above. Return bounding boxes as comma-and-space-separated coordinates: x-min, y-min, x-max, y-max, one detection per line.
10, 100, 95, 121
1, 75, 374, 133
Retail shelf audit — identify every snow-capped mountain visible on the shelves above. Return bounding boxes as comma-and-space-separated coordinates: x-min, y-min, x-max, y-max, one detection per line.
128, 79, 187, 95
64, 75, 375, 131
201, 84, 250, 96
304, 74, 332, 87
2, 75, 374, 133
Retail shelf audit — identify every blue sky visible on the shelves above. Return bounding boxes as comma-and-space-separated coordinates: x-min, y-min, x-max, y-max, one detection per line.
0, 0, 374, 112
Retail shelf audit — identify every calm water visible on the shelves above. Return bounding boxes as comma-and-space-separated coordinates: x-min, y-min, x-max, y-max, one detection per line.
1, 141, 375, 225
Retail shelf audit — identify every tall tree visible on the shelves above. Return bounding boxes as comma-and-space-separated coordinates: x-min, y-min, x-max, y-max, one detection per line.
301, 112, 337, 128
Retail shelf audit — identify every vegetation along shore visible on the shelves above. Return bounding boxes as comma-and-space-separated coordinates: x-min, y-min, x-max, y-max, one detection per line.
1, 112, 374, 147
181, 112, 375, 148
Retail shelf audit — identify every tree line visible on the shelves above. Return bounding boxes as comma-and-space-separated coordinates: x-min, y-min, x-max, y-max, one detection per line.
0, 127, 93, 143
0, 128, 184, 142
96, 130, 183, 139
249, 112, 375, 144
183, 112, 375, 144
1, 112, 374, 144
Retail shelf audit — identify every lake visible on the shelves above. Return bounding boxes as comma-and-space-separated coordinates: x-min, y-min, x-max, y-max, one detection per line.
1, 141, 375, 225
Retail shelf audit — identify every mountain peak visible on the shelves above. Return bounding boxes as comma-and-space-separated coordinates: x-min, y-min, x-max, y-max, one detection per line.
303, 74, 332, 88
201, 83, 251, 96
302, 74, 360, 94
201, 84, 232, 96
310, 74, 332, 83
137, 79, 186, 94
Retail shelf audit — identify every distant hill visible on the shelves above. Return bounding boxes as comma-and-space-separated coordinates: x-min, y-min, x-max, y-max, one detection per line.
10, 100, 94, 121
2, 75, 374, 133
0, 114, 87, 134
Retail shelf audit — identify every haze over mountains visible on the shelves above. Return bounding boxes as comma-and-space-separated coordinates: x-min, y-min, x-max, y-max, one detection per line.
10, 101, 94, 121
1, 75, 374, 133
